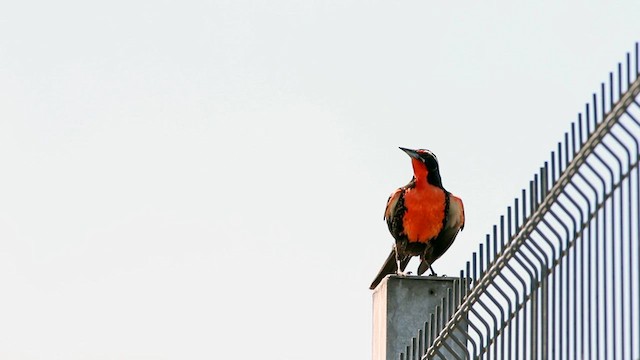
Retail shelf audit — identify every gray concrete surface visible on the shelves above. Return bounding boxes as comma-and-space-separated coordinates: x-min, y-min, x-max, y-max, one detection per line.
372, 275, 466, 360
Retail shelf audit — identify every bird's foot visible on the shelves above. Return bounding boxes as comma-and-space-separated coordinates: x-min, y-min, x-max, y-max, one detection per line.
428, 263, 438, 277
395, 270, 409, 277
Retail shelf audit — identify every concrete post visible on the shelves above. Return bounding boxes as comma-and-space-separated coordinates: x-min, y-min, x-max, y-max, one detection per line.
372, 275, 466, 360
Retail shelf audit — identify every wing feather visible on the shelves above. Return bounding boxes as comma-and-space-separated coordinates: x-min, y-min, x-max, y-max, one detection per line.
384, 188, 402, 222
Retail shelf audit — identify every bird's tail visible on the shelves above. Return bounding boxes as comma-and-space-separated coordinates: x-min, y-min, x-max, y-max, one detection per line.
369, 249, 410, 290
417, 259, 436, 276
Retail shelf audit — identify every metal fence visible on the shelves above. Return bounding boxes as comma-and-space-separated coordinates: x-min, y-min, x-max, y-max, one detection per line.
400, 43, 640, 360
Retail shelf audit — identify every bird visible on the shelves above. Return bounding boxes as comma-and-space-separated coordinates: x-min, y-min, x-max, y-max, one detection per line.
369, 147, 465, 290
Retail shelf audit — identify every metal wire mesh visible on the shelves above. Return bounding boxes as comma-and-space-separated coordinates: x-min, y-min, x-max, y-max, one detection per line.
399, 42, 640, 360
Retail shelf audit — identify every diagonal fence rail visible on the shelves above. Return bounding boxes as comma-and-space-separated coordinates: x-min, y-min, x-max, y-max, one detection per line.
399, 42, 640, 360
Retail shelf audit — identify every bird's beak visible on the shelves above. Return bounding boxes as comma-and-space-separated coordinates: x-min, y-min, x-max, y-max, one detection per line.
399, 147, 421, 160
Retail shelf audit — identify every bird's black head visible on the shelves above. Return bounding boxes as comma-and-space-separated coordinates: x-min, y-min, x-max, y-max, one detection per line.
399, 147, 443, 187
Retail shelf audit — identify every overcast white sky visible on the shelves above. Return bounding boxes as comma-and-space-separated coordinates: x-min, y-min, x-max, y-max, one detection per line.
0, 1, 639, 359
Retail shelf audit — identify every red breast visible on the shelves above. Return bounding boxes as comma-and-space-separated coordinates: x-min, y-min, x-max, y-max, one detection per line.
402, 182, 446, 243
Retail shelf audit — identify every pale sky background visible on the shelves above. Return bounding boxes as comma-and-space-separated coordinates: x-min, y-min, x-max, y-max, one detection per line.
1, 2, 639, 359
